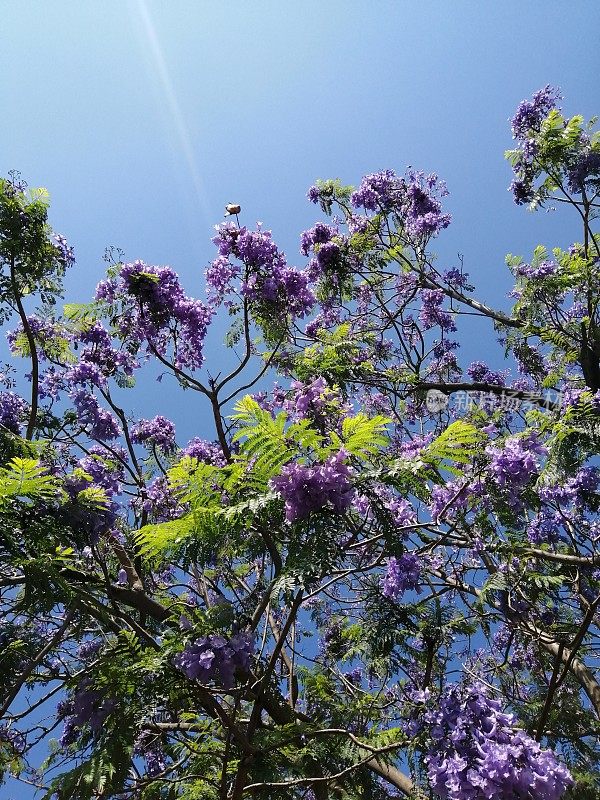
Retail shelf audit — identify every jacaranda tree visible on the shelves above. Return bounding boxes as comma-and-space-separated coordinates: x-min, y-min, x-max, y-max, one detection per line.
1, 87, 600, 799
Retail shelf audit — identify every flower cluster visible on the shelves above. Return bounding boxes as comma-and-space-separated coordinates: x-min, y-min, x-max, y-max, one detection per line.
135, 475, 184, 522
382, 554, 421, 600
7, 315, 64, 361
209, 223, 314, 319
174, 632, 254, 689
70, 322, 139, 384
300, 222, 338, 257
429, 480, 472, 521
350, 169, 398, 211
17, 318, 136, 409
422, 682, 572, 800
181, 437, 227, 466
282, 377, 341, 424
350, 169, 451, 240
486, 433, 547, 494
77, 639, 103, 661
0, 391, 28, 433
134, 733, 168, 777
356, 484, 415, 527
527, 466, 600, 544
427, 338, 461, 381
0, 724, 26, 756
509, 86, 561, 204
510, 85, 561, 141
131, 415, 176, 455
69, 389, 122, 441
566, 143, 600, 195
59, 679, 116, 747
205, 255, 241, 304
467, 361, 506, 386
514, 259, 557, 280
419, 289, 456, 332
305, 299, 342, 337
270, 450, 355, 522
52, 233, 75, 267
96, 261, 213, 371
78, 445, 126, 497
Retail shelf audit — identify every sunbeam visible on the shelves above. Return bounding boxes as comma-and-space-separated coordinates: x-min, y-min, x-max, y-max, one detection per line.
131, 0, 212, 224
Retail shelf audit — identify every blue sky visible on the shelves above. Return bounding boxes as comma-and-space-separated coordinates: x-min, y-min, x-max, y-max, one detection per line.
1, 3, 600, 796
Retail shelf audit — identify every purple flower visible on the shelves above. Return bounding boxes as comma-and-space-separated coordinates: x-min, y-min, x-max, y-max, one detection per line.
351, 169, 399, 211
135, 475, 185, 523
211, 224, 315, 319
510, 177, 534, 205
78, 445, 126, 497
382, 554, 421, 599
419, 289, 456, 332
515, 260, 557, 279
467, 361, 506, 386
487, 433, 547, 491
0, 725, 25, 755
307, 185, 321, 204
69, 389, 122, 441
174, 632, 254, 689
508, 87, 561, 205
59, 679, 116, 747
283, 377, 340, 422
52, 233, 75, 267
76, 640, 103, 660
527, 510, 561, 545
0, 391, 28, 433
424, 682, 572, 800
511, 86, 561, 141
567, 147, 600, 194
443, 268, 471, 289
181, 437, 227, 466
7, 316, 63, 361
205, 255, 240, 304
270, 450, 355, 522
64, 361, 107, 388
300, 222, 337, 256
350, 169, 451, 240
101, 261, 214, 372
70, 322, 140, 383
131, 416, 176, 455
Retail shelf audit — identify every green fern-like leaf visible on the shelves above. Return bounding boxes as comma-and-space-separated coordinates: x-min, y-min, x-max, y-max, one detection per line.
63, 302, 100, 330
477, 571, 508, 609
0, 458, 61, 504
424, 420, 484, 465
134, 514, 198, 559
231, 396, 294, 486
335, 413, 389, 459
75, 486, 109, 508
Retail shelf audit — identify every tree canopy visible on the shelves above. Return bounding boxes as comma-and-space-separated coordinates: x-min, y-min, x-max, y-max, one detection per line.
1, 87, 600, 799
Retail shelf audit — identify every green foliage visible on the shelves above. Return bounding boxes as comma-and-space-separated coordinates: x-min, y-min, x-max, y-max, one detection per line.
135, 512, 199, 560
0, 177, 71, 308
331, 412, 389, 458
232, 396, 319, 485
290, 324, 367, 388
423, 419, 485, 466
310, 178, 354, 214
0, 457, 61, 504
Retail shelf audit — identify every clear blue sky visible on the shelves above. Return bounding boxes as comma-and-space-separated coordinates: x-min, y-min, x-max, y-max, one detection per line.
1, 3, 600, 796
